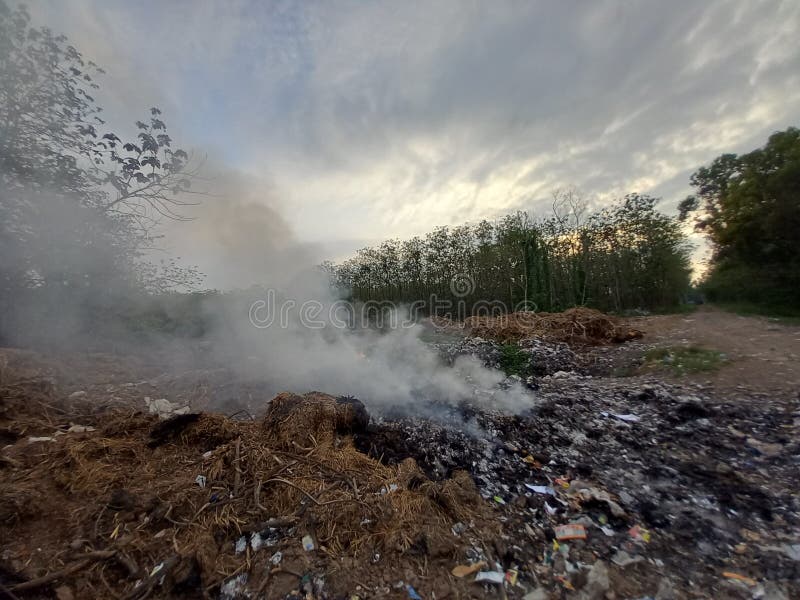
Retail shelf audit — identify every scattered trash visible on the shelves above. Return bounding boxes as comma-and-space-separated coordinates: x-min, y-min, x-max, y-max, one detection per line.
525, 484, 555, 495
566, 480, 626, 517
27, 436, 56, 443
554, 575, 575, 590
523, 455, 540, 466
220, 573, 248, 600
250, 532, 265, 552
628, 525, 651, 543
505, 568, 519, 585
544, 501, 558, 515
194, 475, 207, 488
555, 523, 587, 541
302, 534, 316, 551
144, 397, 191, 419
270, 551, 283, 565
451, 522, 467, 536
722, 571, 758, 586
68, 390, 86, 399
493, 495, 506, 505
406, 584, 422, 600
601, 411, 641, 423
65, 424, 95, 433
452, 561, 486, 577
612, 550, 644, 567
474, 571, 505, 584
234, 536, 247, 555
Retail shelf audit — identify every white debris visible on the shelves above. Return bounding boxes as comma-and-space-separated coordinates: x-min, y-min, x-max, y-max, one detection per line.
474, 571, 505, 584
525, 484, 556, 496
234, 536, 247, 555
66, 424, 95, 433
144, 397, 190, 419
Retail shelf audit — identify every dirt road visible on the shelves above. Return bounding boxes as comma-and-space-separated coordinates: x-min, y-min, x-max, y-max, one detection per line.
623, 307, 800, 395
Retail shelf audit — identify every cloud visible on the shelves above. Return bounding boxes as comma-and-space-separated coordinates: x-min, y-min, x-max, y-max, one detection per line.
26, 0, 800, 270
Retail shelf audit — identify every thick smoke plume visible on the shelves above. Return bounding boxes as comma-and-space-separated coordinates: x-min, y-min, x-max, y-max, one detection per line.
157, 168, 535, 418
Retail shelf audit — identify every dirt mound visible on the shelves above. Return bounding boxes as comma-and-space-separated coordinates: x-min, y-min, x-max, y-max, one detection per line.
464, 307, 643, 345
0, 386, 497, 599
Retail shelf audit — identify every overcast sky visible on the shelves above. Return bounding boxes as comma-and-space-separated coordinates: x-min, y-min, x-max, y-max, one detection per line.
27, 0, 800, 285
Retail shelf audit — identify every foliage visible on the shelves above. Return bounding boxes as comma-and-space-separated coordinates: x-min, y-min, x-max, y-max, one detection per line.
498, 344, 531, 376
331, 192, 692, 314
642, 346, 725, 375
0, 1, 202, 346
680, 127, 800, 309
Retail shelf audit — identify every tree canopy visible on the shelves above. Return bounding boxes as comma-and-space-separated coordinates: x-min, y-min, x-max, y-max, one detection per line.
332, 192, 692, 314
679, 127, 800, 308
0, 1, 201, 346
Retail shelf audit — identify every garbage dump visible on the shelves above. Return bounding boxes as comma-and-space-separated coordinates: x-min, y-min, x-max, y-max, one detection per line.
1, 332, 798, 599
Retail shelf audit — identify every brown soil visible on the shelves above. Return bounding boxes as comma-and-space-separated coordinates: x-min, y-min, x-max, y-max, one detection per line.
608, 306, 800, 394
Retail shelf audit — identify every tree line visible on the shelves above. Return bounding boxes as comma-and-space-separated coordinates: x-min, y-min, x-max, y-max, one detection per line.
328, 191, 692, 315
680, 126, 800, 313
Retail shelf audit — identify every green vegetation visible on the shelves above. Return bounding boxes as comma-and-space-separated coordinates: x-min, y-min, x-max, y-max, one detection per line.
642, 346, 726, 375
499, 344, 531, 376
331, 191, 692, 314
680, 127, 800, 314
0, 2, 201, 347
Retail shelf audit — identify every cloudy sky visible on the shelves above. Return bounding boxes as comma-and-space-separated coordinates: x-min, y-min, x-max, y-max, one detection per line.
27, 0, 800, 285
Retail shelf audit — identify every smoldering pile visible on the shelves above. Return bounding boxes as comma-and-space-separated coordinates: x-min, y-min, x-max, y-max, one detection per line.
2, 341, 799, 599
433, 335, 582, 377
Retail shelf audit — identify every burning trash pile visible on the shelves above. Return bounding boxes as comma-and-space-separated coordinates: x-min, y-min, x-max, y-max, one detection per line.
1, 343, 799, 599
433, 336, 581, 379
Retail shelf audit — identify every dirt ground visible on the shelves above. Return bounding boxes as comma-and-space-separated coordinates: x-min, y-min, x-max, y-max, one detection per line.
596, 306, 800, 395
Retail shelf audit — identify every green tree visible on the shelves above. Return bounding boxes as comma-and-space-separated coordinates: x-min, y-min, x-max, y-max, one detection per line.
0, 1, 201, 345
679, 127, 800, 307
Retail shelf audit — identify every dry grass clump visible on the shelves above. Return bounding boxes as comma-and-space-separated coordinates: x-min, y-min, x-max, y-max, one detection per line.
1, 389, 495, 598
464, 307, 643, 345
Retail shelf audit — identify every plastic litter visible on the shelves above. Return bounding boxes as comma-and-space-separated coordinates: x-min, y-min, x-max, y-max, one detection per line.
250, 532, 264, 552
452, 561, 486, 577
302, 534, 316, 551
628, 525, 651, 543
406, 584, 422, 599
66, 424, 95, 433
220, 573, 248, 599
474, 571, 505, 584
612, 550, 643, 567
601, 411, 641, 422
523, 455, 541, 467
194, 475, 207, 488
722, 572, 757, 586
493, 495, 506, 505
27, 436, 56, 443
555, 523, 587, 541
525, 484, 555, 495
144, 397, 190, 419
505, 568, 519, 585
270, 551, 283, 565
234, 536, 247, 554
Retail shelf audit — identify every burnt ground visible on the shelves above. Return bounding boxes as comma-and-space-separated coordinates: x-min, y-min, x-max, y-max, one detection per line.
1, 308, 799, 599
